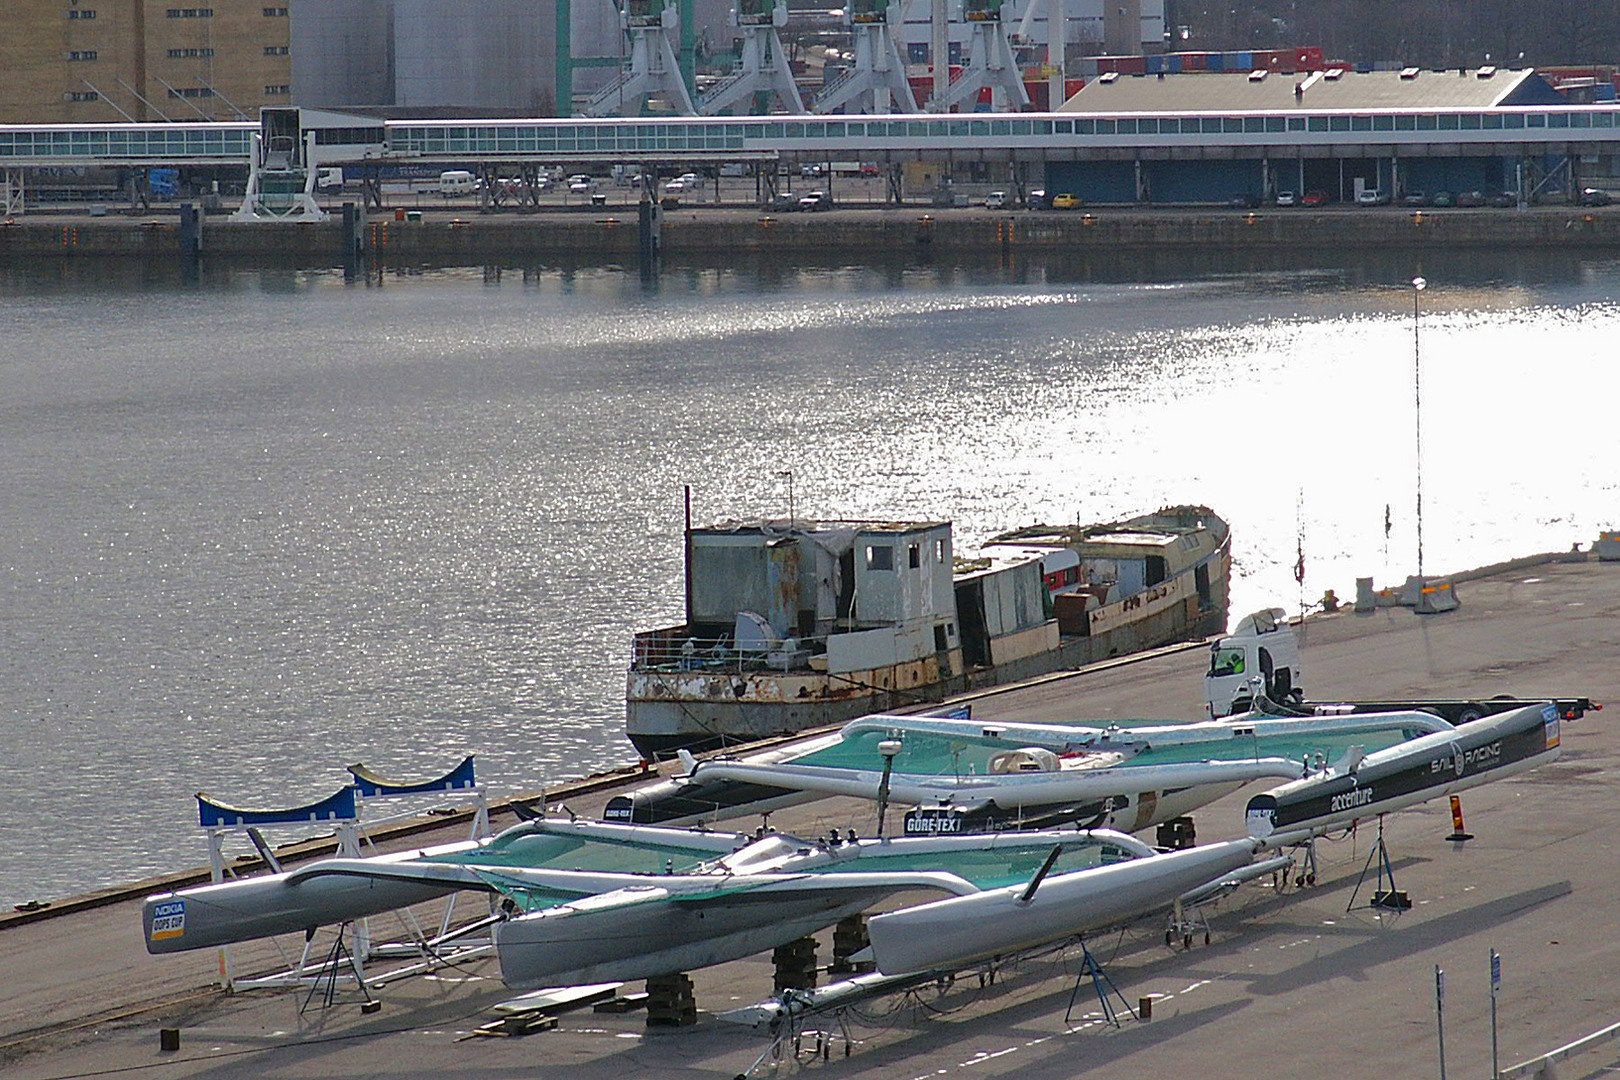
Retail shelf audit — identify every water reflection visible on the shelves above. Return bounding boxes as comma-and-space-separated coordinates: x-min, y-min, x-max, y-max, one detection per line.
8, 245, 1620, 296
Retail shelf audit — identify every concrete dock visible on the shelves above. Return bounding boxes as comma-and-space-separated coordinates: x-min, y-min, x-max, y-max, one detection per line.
3, 553, 1619, 1080
4, 204, 1620, 260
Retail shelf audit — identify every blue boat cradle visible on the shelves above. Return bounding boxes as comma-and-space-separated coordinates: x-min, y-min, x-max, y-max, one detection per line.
347, 754, 478, 798
191, 756, 487, 994
195, 756, 479, 827
196, 784, 358, 828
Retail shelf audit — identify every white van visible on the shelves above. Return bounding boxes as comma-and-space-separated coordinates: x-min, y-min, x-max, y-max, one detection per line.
438, 170, 478, 196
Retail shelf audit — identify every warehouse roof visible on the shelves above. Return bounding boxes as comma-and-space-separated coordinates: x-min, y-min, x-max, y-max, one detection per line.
1059, 67, 1565, 113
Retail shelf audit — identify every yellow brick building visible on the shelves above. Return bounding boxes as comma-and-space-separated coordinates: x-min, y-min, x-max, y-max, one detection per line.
0, 0, 291, 123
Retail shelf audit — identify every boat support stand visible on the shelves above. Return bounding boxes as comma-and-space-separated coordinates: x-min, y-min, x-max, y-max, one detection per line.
1346, 815, 1412, 913
1064, 936, 1137, 1027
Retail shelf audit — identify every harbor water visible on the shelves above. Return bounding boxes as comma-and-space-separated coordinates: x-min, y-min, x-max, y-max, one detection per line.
2, 247, 1617, 906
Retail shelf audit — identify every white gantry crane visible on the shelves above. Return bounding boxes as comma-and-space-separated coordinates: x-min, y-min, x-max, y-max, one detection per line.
813, 0, 918, 114
584, 0, 698, 116
699, 0, 805, 114
927, 0, 1029, 112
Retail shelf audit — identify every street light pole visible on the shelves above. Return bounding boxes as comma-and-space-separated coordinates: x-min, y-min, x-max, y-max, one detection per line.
1412, 276, 1429, 611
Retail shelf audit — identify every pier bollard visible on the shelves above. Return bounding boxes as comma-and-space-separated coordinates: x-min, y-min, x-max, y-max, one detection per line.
159, 1028, 180, 1052
1354, 577, 1376, 613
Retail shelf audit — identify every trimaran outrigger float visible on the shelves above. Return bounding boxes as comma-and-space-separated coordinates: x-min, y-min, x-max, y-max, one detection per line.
605, 708, 1463, 831
143, 703, 1569, 993
144, 818, 1267, 989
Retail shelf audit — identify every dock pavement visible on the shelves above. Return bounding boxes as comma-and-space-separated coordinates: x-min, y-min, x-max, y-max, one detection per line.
3, 553, 1619, 1080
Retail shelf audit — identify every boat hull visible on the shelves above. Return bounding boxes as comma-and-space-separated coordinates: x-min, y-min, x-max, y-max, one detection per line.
627, 507, 1230, 759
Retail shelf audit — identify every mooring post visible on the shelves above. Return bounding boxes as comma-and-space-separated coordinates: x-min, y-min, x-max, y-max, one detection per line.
342, 201, 363, 260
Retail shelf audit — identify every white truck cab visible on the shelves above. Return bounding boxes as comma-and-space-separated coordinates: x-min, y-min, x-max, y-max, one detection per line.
1205, 607, 1303, 717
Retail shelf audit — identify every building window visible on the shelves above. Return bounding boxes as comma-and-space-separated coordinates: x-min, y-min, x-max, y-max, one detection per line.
67, 8, 97, 17
66, 90, 101, 101
264, 45, 288, 55
908, 544, 920, 569
67, 50, 98, 60
166, 7, 213, 16
264, 84, 289, 95
167, 87, 216, 98
263, 6, 287, 14
865, 545, 893, 571
167, 47, 215, 57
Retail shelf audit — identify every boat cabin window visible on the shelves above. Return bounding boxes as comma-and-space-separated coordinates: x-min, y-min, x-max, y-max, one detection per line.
866, 544, 893, 571
1145, 555, 1167, 586
935, 538, 947, 563
908, 543, 921, 569
1210, 647, 1246, 676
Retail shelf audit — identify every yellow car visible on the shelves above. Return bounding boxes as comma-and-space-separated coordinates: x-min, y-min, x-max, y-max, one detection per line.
1051, 193, 1080, 209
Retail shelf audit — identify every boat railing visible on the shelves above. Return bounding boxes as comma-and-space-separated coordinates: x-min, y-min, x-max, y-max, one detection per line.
632, 629, 828, 673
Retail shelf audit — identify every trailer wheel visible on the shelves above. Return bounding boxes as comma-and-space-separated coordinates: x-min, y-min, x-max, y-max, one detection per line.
1457, 704, 1483, 724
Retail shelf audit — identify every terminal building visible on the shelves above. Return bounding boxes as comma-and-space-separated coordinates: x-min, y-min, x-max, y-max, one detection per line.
1048, 66, 1576, 203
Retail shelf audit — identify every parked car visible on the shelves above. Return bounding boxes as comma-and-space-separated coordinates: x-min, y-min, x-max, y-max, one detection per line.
984, 190, 1010, 210
798, 190, 830, 211
1400, 191, 1427, 207
567, 175, 593, 194
1026, 188, 1050, 210
770, 191, 800, 211
1579, 187, 1613, 206
1489, 191, 1518, 208
663, 179, 687, 194
1227, 192, 1261, 209
1274, 190, 1297, 206
1301, 190, 1330, 206
1430, 191, 1455, 207
1356, 188, 1389, 205
1456, 190, 1485, 207
1051, 193, 1080, 209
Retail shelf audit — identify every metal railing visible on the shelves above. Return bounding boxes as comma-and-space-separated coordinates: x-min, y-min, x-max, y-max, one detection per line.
632, 630, 826, 673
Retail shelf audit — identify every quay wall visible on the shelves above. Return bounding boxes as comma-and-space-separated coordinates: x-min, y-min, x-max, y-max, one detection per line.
5, 207, 1620, 260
